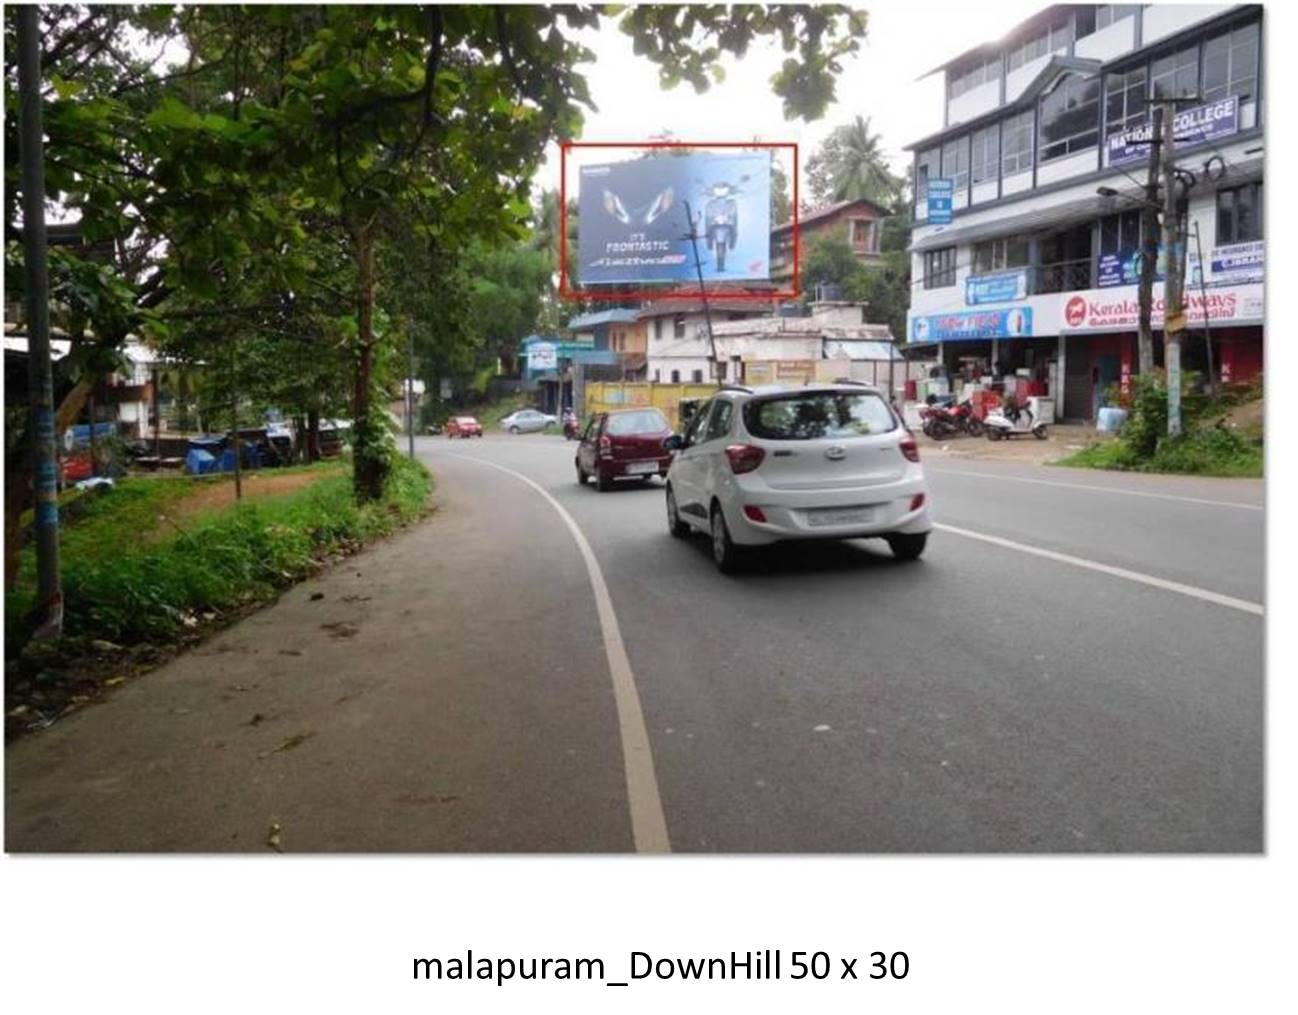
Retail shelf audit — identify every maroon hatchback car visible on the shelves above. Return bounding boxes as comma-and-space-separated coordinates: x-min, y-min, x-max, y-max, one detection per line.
575, 408, 675, 491
445, 415, 483, 438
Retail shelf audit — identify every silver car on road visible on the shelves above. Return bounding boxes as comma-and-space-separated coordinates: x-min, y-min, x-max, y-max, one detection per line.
500, 408, 558, 434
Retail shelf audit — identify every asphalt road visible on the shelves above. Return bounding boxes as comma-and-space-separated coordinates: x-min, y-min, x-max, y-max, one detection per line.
5, 434, 1264, 852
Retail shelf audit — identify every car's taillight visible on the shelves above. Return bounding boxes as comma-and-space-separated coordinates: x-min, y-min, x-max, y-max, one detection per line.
598, 435, 612, 457
910, 493, 926, 512
900, 437, 920, 463
742, 504, 767, 522
725, 444, 765, 474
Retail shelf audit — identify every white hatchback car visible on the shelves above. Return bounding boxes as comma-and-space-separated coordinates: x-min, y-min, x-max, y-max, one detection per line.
663, 384, 932, 572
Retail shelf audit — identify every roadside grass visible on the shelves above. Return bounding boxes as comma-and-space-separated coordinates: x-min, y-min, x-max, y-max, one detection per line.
1056, 425, 1263, 478
6, 456, 432, 735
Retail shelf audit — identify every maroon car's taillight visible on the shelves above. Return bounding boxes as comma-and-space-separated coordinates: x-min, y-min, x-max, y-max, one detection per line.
725, 444, 765, 474
900, 437, 920, 463
598, 435, 612, 458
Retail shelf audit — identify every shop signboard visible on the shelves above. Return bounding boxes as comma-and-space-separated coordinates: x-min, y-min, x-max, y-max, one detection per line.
965, 269, 1027, 305
1059, 282, 1263, 331
910, 307, 1034, 343
527, 342, 558, 371
1098, 250, 1142, 287
1106, 97, 1239, 168
1210, 240, 1263, 284
578, 151, 770, 284
926, 178, 953, 225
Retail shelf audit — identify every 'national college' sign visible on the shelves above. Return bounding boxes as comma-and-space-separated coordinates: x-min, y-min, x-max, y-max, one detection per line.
1106, 97, 1239, 168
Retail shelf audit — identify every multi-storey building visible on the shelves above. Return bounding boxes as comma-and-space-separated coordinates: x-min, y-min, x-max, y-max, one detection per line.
905, 4, 1263, 421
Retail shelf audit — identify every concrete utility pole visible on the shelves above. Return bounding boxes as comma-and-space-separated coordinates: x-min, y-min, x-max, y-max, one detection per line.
1136, 106, 1163, 377
1160, 101, 1186, 438
682, 200, 719, 380
406, 324, 416, 458
17, 5, 63, 641
1191, 219, 1216, 397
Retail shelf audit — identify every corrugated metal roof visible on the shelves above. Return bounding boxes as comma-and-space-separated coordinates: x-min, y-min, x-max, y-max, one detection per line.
566, 309, 641, 329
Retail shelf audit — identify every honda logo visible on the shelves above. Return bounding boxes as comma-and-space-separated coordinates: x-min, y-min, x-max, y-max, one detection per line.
824, 445, 846, 461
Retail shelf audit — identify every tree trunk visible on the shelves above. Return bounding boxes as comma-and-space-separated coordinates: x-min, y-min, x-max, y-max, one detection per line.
5, 378, 95, 591
307, 408, 321, 462
351, 218, 385, 502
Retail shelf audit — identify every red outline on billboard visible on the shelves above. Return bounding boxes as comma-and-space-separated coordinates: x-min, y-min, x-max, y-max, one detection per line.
558, 140, 799, 302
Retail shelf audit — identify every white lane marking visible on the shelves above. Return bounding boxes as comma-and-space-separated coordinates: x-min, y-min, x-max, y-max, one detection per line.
926, 466, 1262, 511
440, 452, 671, 853
934, 522, 1264, 616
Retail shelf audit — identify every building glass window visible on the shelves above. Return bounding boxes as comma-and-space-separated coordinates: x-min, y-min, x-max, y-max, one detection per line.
970, 125, 1000, 185
1001, 110, 1034, 176
654, 318, 663, 341
1104, 66, 1147, 138
1151, 43, 1199, 100
941, 136, 969, 192
972, 237, 1029, 273
1099, 209, 1143, 256
948, 55, 1002, 99
1039, 73, 1100, 162
670, 369, 681, 383
1217, 183, 1263, 244
923, 247, 957, 289
849, 219, 878, 252
673, 314, 686, 339
1202, 21, 1259, 104
915, 147, 940, 203
692, 369, 704, 384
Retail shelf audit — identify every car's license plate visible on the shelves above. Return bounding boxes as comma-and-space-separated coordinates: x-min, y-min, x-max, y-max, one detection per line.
627, 460, 658, 475
806, 506, 875, 527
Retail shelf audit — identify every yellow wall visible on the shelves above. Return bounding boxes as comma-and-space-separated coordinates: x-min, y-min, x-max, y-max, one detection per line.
583, 381, 719, 431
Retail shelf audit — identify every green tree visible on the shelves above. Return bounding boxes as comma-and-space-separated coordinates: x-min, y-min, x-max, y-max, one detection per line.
805, 114, 904, 208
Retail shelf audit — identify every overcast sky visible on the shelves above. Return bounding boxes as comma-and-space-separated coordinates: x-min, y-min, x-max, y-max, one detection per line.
541, 1, 1043, 200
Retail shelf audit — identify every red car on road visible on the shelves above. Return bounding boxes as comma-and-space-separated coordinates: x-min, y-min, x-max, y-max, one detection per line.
446, 416, 483, 439
575, 408, 675, 492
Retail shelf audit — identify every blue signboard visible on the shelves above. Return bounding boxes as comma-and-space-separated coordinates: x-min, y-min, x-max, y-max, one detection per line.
1211, 241, 1263, 284
910, 307, 1034, 343
926, 178, 953, 225
1107, 97, 1239, 168
1098, 249, 1143, 287
965, 269, 1027, 305
578, 151, 770, 284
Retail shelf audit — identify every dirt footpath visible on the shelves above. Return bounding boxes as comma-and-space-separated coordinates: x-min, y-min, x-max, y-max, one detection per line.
917, 423, 1108, 465
166, 467, 342, 523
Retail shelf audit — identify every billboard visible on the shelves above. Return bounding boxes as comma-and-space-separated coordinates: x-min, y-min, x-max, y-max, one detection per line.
965, 269, 1028, 305
577, 151, 770, 285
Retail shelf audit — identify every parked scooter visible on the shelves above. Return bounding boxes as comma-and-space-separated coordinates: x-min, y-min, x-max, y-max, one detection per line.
984, 399, 1048, 440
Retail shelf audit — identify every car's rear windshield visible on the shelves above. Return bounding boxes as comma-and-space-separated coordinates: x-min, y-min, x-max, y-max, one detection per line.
743, 392, 896, 440
456, 417, 478, 424
607, 410, 669, 436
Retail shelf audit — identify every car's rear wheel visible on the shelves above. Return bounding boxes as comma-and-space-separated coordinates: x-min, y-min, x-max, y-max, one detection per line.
509, 425, 520, 435
886, 532, 928, 561
666, 485, 690, 537
710, 504, 743, 573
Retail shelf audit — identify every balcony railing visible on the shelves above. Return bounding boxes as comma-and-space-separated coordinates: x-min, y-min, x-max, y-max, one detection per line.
1032, 257, 1092, 294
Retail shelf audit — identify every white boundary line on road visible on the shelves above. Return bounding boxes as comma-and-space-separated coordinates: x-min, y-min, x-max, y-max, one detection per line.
440, 452, 671, 853
926, 466, 1263, 511
934, 522, 1264, 616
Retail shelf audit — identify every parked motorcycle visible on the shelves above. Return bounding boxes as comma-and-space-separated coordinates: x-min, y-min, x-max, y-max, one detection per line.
984, 400, 1048, 440
920, 401, 983, 439
562, 410, 581, 441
